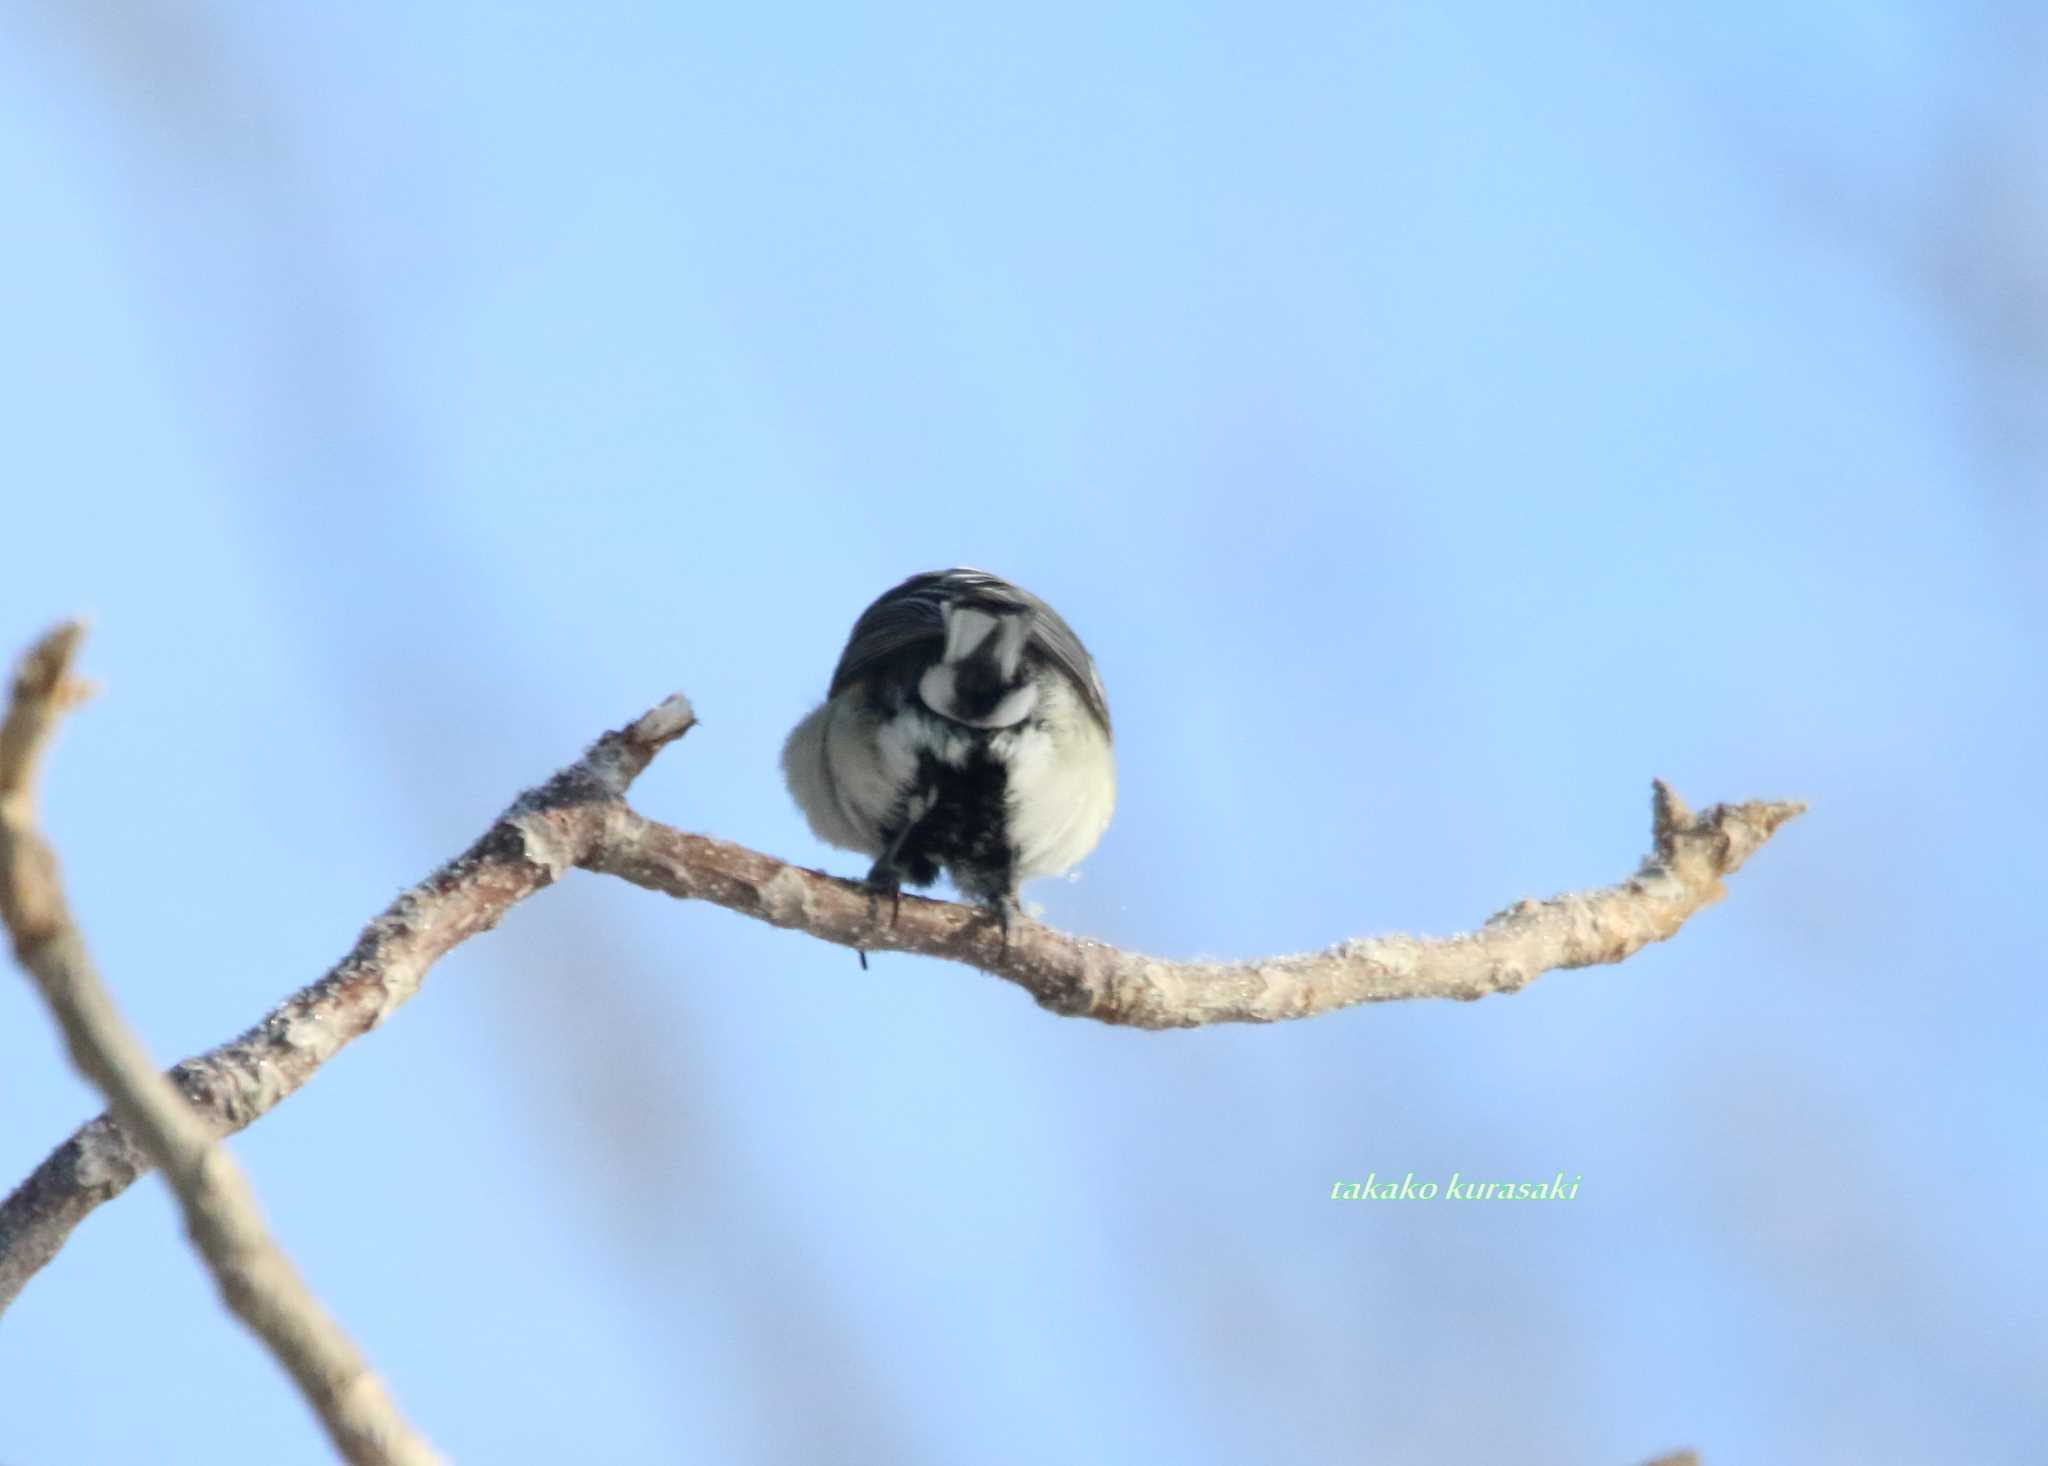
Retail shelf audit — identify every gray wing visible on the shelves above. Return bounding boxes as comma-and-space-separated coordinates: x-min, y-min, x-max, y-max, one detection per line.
829, 567, 1112, 734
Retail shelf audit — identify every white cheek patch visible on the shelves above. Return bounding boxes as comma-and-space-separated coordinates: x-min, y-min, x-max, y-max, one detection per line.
941, 604, 1031, 681
918, 664, 958, 716
942, 606, 1000, 663
919, 665, 1039, 728
981, 681, 1038, 726
988, 613, 1028, 680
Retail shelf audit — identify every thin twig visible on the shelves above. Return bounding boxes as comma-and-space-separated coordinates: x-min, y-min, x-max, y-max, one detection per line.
0, 623, 444, 1466
0, 624, 1801, 1316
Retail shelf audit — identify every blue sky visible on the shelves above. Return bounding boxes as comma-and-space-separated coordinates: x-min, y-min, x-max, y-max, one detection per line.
2, 4, 2043, 1463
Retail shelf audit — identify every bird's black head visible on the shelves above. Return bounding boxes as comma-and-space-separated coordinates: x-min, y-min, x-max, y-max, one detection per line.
918, 602, 1037, 727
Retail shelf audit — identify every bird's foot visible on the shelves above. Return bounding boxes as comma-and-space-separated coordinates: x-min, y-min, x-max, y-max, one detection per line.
853, 861, 909, 970
979, 893, 1022, 955
862, 863, 906, 927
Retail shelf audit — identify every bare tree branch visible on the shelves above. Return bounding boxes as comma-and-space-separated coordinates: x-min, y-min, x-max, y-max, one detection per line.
0, 623, 1802, 1317
0, 623, 443, 1466
585, 776, 1800, 1024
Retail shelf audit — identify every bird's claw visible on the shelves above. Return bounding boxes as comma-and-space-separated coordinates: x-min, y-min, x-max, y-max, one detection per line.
981, 894, 1022, 955
854, 863, 908, 971
862, 868, 905, 927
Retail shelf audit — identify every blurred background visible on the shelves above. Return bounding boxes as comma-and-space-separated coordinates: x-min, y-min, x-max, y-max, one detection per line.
1, 3, 2042, 1462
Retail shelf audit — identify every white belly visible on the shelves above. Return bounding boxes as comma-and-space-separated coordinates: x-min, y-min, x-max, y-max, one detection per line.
782, 671, 1116, 885
989, 675, 1116, 882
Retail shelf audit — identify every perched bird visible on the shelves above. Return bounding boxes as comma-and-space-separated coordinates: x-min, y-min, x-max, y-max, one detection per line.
782, 568, 1115, 943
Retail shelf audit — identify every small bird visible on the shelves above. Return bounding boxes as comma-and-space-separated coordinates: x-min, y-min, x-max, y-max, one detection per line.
782, 568, 1115, 945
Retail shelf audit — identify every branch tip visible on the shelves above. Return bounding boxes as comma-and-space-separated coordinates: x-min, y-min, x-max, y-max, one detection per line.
2, 620, 94, 813
11, 619, 88, 694
1748, 798, 1807, 835
1649, 778, 1690, 860
629, 693, 697, 746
